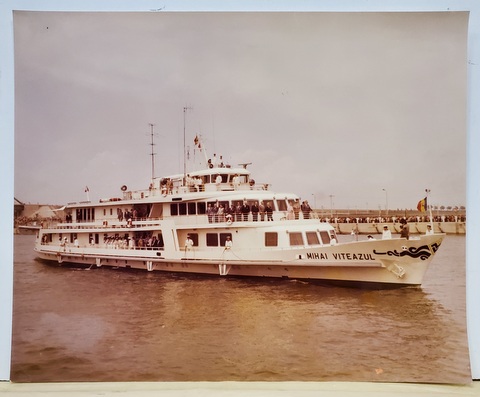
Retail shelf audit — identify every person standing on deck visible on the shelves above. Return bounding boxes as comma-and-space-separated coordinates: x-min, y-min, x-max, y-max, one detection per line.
185, 235, 194, 251
266, 202, 274, 221
251, 202, 259, 221
382, 225, 392, 239
241, 200, 250, 221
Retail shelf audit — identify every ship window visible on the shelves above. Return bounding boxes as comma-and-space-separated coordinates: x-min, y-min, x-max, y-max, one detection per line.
187, 233, 198, 246
156, 233, 165, 248
179, 202, 187, 215
197, 202, 206, 215
277, 199, 287, 211
319, 231, 331, 245
306, 231, 320, 245
170, 203, 178, 216
220, 233, 232, 246
188, 202, 196, 215
206, 233, 219, 246
289, 232, 303, 246
265, 232, 278, 247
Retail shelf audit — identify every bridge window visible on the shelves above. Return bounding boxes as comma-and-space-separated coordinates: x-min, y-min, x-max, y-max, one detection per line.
178, 202, 187, 215
276, 199, 287, 211
187, 202, 196, 215
306, 231, 320, 245
319, 231, 331, 245
197, 202, 206, 214
289, 232, 303, 246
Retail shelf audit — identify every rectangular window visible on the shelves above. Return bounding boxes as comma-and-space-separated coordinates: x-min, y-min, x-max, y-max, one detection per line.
206, 233, 219, 247
187, 233, 198, 246
219, 233, 232, 247
319, 231, 331, 245
156, 233, 164, 248
306, 231, 320, 245
170, 203, 178, 216
187, 202, 196, 215
289, 232, 303, 246
265, 232, 278, 247
277, 199, 287, 211
197, 202, 206, 215
179, 202, 187, 215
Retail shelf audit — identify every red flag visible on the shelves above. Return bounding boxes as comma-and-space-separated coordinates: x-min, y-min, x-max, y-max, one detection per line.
194, 135, 199, 146
417, 197, 427, 212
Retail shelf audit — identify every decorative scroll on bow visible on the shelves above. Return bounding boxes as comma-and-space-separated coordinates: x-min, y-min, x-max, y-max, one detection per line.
374, 242, 442, 261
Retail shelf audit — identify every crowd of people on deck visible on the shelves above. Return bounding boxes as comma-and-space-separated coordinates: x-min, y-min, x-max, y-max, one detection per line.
100, 233, 163, 250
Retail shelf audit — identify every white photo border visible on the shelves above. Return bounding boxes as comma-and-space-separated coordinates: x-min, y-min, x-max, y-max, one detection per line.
1, 0, 478, 387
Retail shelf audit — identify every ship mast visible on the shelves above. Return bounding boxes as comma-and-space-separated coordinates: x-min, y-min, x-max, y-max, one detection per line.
149, 123, 156, 184
183, 106, 192, 183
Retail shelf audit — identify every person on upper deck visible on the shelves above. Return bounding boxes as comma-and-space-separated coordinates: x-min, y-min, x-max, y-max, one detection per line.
286, 199, 295, 220
241, 200, 250, 221
251, 202, 259, 221
301, 200, 312, 219
215, 174, 222, 190
266, 202, 274, 221
259, 201, 265, 221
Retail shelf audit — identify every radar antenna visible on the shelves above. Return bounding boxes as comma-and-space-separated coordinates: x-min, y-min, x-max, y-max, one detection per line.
238, 162, 252, 169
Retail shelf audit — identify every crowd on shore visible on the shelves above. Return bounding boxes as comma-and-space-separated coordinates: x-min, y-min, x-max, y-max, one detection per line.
318, 214, 466, 224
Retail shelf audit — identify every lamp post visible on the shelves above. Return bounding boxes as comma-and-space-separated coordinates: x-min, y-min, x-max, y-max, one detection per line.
329, 194, 334, 218
382, 188, 388, 217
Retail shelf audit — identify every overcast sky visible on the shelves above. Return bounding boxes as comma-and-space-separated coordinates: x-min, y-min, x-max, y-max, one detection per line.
13, 11, 468, 210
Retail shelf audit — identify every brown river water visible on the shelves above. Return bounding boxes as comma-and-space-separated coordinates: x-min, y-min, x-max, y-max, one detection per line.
10, 234, 471, 384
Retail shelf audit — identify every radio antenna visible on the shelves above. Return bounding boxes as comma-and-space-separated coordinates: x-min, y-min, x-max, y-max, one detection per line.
149, 123, 156, 183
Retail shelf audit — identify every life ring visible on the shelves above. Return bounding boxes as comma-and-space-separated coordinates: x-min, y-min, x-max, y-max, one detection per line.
209, 163, 214, 169
226, 219, 233, 226
249, 179, 255, 186
121, 185, 127, 192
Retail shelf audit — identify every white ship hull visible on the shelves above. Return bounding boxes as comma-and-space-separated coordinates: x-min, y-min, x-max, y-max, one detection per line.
35, 227, 444, 287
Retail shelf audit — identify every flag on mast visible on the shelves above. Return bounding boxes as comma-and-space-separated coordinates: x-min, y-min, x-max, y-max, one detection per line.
417, 197, 427, 212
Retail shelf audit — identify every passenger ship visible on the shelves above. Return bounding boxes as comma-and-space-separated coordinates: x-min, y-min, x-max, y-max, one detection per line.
34, 137, 445, 287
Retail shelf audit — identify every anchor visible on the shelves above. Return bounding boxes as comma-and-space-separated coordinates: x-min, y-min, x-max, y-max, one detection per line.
387, 262, 406, 278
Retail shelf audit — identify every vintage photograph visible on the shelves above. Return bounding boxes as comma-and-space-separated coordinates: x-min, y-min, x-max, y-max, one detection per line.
11, 11, 470, 383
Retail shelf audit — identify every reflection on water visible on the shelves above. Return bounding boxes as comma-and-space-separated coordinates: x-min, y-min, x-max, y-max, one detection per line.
11, 235, 470, 383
